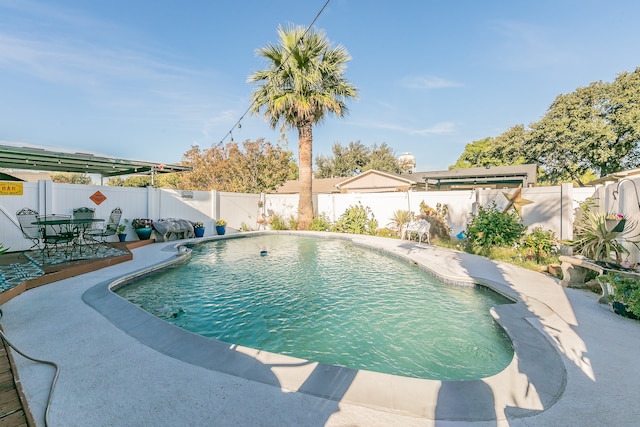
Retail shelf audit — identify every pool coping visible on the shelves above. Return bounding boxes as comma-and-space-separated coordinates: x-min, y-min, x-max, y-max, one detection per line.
82, 231, 566, 421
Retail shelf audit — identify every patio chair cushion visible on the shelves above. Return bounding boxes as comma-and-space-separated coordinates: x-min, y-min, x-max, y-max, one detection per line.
153, 218, 195, 242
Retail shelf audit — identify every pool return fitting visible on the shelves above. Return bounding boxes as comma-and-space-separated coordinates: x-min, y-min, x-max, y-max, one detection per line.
0, 308, 59, 427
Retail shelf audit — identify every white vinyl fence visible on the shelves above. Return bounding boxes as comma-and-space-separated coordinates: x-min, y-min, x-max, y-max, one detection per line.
0, 179, 628, 259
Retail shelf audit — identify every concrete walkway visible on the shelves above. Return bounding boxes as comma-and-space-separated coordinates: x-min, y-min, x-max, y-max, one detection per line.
1, 232, 639, 426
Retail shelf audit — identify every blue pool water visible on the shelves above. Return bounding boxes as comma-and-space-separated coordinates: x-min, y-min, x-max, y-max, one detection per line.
116, 235, 514, 380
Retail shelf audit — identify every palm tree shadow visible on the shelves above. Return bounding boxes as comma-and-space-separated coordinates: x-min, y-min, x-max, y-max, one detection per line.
435, 380, 496, 424
432, 250, 568, 423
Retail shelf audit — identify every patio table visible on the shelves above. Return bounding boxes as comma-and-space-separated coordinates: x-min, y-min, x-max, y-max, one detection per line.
33, 217, 105, 261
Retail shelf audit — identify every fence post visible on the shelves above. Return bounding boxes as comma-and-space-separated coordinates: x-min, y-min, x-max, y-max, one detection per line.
147, 186, 159, 220
560, 183, 574, 242
38, 179, 54, 217
212, 190, 219, 222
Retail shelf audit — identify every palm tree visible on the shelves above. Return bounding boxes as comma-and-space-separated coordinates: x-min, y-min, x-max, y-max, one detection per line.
248, 24, 358, 229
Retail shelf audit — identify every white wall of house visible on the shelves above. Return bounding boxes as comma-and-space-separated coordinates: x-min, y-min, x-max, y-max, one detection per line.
0, 180, 615, 258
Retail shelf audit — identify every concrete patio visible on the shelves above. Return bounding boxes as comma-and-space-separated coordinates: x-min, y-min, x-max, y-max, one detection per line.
1, 232, 639, 426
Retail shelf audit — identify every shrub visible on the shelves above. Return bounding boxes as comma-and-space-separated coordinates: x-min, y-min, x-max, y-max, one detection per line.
615, 277, 640, 318
269, 213, 288, 230
287, 216, 298, 230
310, 213, 332, 231
376, 227, 396, 238
333, 203, 378, 235
388, 210, 414, 236
465, 202, 526, 249
519, 226, 558, 263
600, 273, 640, 318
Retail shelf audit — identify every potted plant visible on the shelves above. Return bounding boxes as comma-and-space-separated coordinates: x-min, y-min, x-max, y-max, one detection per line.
606, 213, 627, 232
132, 218, 153, 240
215, 219, 226, 235
598, 272, 640, 319
570, 211, 638, 263
193, 221, 205, 238
116, 219, 129, 242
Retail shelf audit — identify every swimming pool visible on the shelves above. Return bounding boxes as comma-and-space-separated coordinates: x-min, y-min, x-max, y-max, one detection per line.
116, 234, 514, 380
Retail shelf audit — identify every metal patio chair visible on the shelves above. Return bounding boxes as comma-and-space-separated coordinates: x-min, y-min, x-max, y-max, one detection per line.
73, 206, 97, 253
39, 214, 75, 258
85, 207, 122, 245
16, 208, 42, 251
73, 206, 96, 239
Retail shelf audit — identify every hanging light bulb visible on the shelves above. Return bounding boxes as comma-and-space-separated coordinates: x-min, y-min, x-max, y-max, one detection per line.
237, 123, 242, 129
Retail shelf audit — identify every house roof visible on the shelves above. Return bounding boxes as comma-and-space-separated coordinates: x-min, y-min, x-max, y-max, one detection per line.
587, 167, 640, 185
0, 143, 192, 179
0, 170, 52, 182
336, 169, 416, 193
276, 170, 417, 194
337, 169, 416, 187
275, 177, 344, 194
413, 164, 538, 189
276, 165, 538, 194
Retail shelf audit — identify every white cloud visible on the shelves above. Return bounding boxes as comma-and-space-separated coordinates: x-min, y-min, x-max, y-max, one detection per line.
401, 75, 462, 90
410, 122, 456, 136
348, 120, 456, 136
488, 20, 575, 69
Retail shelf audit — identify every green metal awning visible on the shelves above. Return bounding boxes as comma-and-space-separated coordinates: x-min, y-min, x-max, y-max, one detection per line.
0, 144, 191, 178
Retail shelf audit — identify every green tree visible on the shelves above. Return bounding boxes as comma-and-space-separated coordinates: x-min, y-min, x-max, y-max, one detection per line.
315, 141, 399, 177
179, 139, 297, 192
450, 137, 499, 169
107, 175, 151, 187
451, 126, 529, 170
451, 68, 640, 185
315, 141, 368, 178
50, 173, 93, 185
527, 83, 610, 185
179, 144, 223, 190
365, 143, 401, 174
528, 68, 640, 184
248, 24, 358, 229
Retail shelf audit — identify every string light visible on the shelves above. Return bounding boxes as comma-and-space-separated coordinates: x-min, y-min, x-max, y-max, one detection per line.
218, 0, 331, 144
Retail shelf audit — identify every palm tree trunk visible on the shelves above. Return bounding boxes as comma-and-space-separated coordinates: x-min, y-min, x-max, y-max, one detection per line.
297, 123, 314, 230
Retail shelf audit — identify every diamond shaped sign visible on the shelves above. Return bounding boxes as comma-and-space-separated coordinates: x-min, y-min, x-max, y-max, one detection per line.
90, 191, 107, 205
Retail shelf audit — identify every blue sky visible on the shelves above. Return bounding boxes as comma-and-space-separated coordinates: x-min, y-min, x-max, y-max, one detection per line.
1, 0, 640, 172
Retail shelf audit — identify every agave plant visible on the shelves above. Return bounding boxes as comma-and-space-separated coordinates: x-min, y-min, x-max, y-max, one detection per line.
388, 210, 414, 236
570, 211, 639, 262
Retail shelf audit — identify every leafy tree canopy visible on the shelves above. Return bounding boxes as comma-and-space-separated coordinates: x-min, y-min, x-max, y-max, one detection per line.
315, 141, 400, 178
50, 173, 93, 185
106, 174, 183, 188
450, 127, 529, 169
179, 138, 297, 192
451, 67, 640, 185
